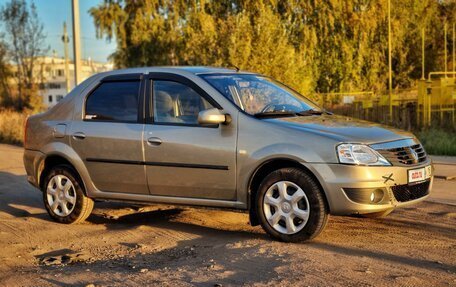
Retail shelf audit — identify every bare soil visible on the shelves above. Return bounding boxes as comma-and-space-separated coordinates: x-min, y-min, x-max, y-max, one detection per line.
0, 144, 455, 286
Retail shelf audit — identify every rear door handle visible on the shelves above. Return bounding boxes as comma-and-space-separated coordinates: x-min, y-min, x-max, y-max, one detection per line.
147, 137, 162, 146
72, 132, 86, 140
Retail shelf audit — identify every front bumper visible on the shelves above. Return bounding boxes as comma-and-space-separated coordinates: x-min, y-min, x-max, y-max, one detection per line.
304, 160, 433, 215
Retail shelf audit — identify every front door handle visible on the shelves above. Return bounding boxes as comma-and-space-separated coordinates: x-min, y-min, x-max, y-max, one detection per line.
147, 137, 162, 146
72, 132, 86, 140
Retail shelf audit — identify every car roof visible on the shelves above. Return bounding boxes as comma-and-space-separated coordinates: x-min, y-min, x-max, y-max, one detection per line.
96, 66, 257, 78
164, 66, 241, 74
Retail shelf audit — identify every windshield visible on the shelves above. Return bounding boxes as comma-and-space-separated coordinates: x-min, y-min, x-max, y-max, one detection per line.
200, 74, 320, 116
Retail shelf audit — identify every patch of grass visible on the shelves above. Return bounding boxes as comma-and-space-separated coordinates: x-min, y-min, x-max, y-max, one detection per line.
417, 129, 456, 156
0, 109, 27, 146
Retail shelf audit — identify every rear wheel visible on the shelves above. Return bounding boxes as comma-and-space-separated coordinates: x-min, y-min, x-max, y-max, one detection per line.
42, 165, 94, 224
255, 168, 329, 242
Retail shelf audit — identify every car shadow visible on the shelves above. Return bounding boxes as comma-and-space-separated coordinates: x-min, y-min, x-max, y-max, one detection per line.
87, 207, 184, 227
87, 207, 263, 240
0, 171, 47, 220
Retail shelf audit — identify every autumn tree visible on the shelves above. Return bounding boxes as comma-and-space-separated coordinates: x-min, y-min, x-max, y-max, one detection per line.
0, 41, 11, 107
90, 0, 456, 96
0, 0, 47, 111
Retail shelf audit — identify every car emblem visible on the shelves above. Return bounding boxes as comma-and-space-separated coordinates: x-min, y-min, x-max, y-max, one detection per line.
409, 147, 419, 164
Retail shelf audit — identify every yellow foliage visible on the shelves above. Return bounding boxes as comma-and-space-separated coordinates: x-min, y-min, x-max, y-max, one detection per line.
0, 109, 27, 145
89, 0, 456, 95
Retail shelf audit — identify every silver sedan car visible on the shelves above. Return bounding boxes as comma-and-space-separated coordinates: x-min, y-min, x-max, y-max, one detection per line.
23, 67, 433, 242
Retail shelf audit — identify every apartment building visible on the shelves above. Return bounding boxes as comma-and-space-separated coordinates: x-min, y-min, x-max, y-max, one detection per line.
36, 56, 113, 108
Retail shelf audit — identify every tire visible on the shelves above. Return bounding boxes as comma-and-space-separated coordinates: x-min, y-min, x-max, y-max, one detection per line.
255, 168, 329, 242
42, 165, 94, 224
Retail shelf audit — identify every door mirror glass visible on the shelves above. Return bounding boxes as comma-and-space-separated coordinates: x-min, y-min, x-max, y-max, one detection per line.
198, 108, 228, 125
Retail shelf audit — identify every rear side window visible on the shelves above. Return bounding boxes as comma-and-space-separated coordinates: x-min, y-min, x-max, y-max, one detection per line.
85, 81, 140, 122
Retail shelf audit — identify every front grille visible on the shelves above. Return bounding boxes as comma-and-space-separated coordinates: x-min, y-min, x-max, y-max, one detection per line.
376, 143, 427, 166
391, 180, 430, 202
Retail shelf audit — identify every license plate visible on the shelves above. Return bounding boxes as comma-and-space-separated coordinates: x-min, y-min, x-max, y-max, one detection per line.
408, 165, 432, 183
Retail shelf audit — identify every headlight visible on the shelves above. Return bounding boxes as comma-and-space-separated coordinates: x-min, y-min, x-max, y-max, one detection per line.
337, 144, 390, 166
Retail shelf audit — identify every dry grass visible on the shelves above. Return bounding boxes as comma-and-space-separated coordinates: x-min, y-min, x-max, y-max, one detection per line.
0, 109, 27, 145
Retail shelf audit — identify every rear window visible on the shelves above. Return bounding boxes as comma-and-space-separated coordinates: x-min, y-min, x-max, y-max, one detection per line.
85, 81, 140, 122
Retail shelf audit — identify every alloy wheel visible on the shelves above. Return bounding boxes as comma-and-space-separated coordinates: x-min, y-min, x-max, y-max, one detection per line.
263, 180, 310, 234
46, 175, 77, 217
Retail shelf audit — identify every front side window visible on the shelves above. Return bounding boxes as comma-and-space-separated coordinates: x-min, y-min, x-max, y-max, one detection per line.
153, 80, 214, 125
85, 81, 140, 122
201, 74, 320, 116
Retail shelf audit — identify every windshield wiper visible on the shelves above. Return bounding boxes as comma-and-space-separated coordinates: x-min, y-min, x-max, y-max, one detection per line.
253, 111, 297, 118
296, 109, 324, 116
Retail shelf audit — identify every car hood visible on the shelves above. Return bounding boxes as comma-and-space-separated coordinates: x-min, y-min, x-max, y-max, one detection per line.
265, 114, 414, 144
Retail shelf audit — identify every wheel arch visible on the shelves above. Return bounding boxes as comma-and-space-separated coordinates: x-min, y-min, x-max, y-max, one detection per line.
38, 153, 87, 195
247, 157, 329, 226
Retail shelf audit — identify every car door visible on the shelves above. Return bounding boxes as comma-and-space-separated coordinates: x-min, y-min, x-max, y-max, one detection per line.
143, 73, 237, 200
69, 74, 149, 194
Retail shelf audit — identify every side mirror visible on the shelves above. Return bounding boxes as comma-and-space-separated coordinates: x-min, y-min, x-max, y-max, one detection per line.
198, 108, 230, 125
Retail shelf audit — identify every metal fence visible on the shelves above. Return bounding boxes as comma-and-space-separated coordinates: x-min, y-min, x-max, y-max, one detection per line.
315, 74, 456, 131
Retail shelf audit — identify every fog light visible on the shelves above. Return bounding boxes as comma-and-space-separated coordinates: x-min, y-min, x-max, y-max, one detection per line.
344, 187, 386, 204
369, 189, 384, 203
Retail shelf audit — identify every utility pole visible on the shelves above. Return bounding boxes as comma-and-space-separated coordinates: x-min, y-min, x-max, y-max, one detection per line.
388, 0, 393, 123
62, 22, 71, 93
444, 22, 447, 77
453, 23, 455, 78
421, 28, 425, 80
72, 0, 82, 85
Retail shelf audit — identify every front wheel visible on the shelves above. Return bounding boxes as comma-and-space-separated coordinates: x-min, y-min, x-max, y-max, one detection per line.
255, 168, 329, 242
43, 165, 94, 224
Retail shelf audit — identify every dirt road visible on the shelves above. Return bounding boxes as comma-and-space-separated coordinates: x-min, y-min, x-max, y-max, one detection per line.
0, 144, 454, 286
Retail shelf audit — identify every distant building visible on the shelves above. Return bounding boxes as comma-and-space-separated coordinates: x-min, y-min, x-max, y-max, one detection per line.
34, 56, 113, 108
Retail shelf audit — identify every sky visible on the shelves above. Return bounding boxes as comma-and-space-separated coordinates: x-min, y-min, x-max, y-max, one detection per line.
2, 0, 117, 63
